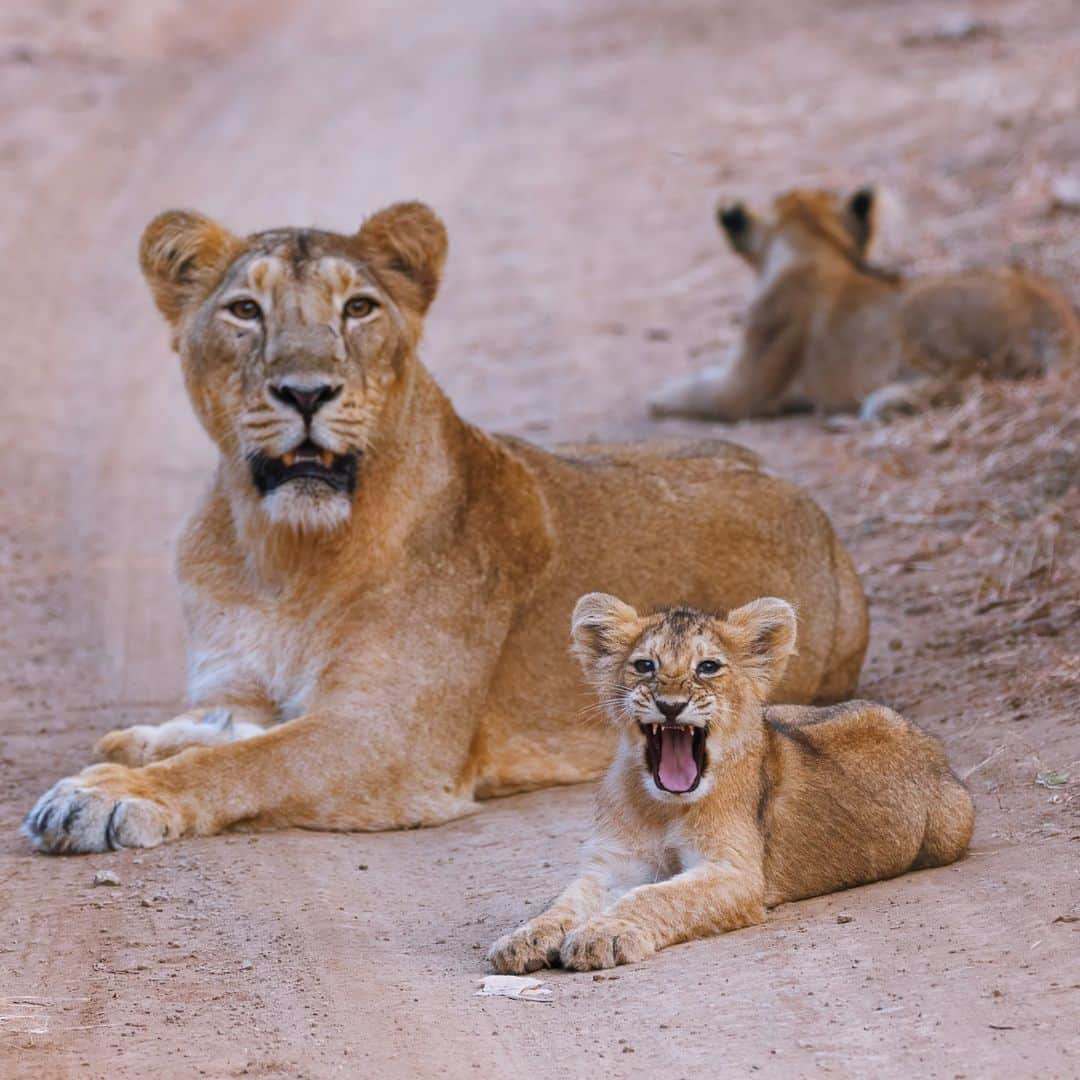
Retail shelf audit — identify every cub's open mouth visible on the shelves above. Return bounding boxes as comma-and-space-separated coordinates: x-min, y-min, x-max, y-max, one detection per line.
249, 440, 360, 496
640, 723, 707, 794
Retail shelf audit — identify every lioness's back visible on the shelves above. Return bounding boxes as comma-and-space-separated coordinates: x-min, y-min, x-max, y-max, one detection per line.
503, 434, 867, 704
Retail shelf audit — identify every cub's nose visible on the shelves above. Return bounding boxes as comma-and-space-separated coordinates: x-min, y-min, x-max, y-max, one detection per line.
269, 380, 342, 422
656, 698, 688, 721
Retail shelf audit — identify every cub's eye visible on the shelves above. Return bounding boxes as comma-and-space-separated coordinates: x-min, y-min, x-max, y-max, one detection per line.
696, 659, 724, 676
343, 295, 379, 320
227, 299, 262, 321
632, 658, 656, 675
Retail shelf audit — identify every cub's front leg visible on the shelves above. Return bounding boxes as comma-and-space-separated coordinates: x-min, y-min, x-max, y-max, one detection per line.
488, 844, 660, 973
488, 874, 611, 974
560, 858, 765, 971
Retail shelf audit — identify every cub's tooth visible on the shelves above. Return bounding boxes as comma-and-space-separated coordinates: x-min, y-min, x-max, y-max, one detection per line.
282, 452, 296, 467
652, 724, 659, 736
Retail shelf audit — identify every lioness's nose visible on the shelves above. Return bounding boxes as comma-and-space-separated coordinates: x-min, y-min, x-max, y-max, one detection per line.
269, 380, 342, 423
656, 698, 688, 721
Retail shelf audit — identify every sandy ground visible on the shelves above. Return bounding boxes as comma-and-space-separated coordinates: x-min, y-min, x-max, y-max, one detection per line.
2, 0, 1078, 1076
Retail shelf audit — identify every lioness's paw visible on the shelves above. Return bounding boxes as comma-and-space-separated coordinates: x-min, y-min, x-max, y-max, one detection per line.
95, 725, 157, 766
560, 919, 654, 971
487, 918, 567, 974
96, 709, 254, 766
23, 764, 178, 854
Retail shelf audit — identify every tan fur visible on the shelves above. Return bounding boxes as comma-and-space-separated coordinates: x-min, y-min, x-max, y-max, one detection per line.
23, 202, 867, 855
650, 188, 1079, 421
489, 595, 972, 972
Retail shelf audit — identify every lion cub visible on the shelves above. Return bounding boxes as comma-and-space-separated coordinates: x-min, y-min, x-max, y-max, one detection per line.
649, 187, 1078, 421
488, 594, 973, 972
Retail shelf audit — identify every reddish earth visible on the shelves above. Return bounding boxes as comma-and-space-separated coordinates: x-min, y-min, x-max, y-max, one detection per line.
1, 1, 1077, 1076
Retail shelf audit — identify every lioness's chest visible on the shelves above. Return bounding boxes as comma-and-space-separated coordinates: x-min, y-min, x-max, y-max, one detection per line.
186, 599, 330, 720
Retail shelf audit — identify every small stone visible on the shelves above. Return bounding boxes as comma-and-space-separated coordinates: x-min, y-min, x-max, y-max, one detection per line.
358, 864, 369, 871
93, 870, 121, 887
140, 898, 153, 908
836, 914, 854, 924
1050, 175, 1080, 213
241, 960, 254, 971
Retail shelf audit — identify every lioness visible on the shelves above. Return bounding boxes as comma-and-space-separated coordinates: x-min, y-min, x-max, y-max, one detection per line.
650, 187, 1078, 421
24, 202, 867, 854
489, 595, 973, 973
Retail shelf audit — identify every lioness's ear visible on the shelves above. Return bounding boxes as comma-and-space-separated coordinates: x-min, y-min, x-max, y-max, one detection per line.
357, 201, 448, 315
844, 187, 876, 255
139, 210, 242, 325
725, 597, 798, 698
570, 593, 642, 677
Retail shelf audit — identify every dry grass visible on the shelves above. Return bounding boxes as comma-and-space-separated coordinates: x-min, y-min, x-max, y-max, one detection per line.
856, 366, 1079, 622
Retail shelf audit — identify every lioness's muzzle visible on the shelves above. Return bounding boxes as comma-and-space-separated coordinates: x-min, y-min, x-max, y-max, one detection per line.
249, 440, 360, 496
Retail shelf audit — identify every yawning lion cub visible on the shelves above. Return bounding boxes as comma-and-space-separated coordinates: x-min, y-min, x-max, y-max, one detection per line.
488, 594, 973, 972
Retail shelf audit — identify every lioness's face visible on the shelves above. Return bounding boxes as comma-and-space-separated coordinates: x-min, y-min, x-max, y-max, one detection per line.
572, 595, 797, 800
717, 186, 876, 272
139, 203, 447, 530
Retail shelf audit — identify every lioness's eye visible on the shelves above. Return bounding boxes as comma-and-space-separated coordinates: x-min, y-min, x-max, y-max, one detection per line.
343, 296, 379, 320
227, 298, 262, 320
697, 659, 724, 676
632, 658, 656, 675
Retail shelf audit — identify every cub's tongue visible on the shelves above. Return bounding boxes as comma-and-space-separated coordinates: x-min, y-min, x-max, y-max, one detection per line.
658, 726, 698, 792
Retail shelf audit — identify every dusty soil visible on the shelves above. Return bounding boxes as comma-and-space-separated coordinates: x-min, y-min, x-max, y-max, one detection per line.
2, 1, 1078, 1076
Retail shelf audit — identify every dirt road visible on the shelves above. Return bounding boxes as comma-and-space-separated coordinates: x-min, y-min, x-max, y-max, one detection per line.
2, 1, 1078, 1076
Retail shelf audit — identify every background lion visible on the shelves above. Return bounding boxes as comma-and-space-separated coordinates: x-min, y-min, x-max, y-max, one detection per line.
24, 201, 867, 854
650, 187, 1079, 421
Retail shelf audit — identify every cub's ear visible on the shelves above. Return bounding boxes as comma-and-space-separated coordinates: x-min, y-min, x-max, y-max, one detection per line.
844, 186, 876, 254
725, 597, 798, 698
570, 593, 642, 679
139, 211, 242, 325
357, 201, 448, 315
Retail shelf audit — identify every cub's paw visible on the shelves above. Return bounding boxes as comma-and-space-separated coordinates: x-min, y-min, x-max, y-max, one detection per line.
23, 764, 179, 854
487, 917, 568, 974
560, 919, 654, 971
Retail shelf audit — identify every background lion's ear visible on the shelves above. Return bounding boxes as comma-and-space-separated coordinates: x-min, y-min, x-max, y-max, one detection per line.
843, 186, 876, 255
139, 211, 241, 325
717, 200, 763, 265
570, 592, 642, 677
724, 597, 798, 698
357, 201, 448, 315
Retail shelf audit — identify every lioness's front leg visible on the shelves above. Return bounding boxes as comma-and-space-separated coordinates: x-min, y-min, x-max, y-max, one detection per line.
560, 858, 765, 971
24, 710, 477, 854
